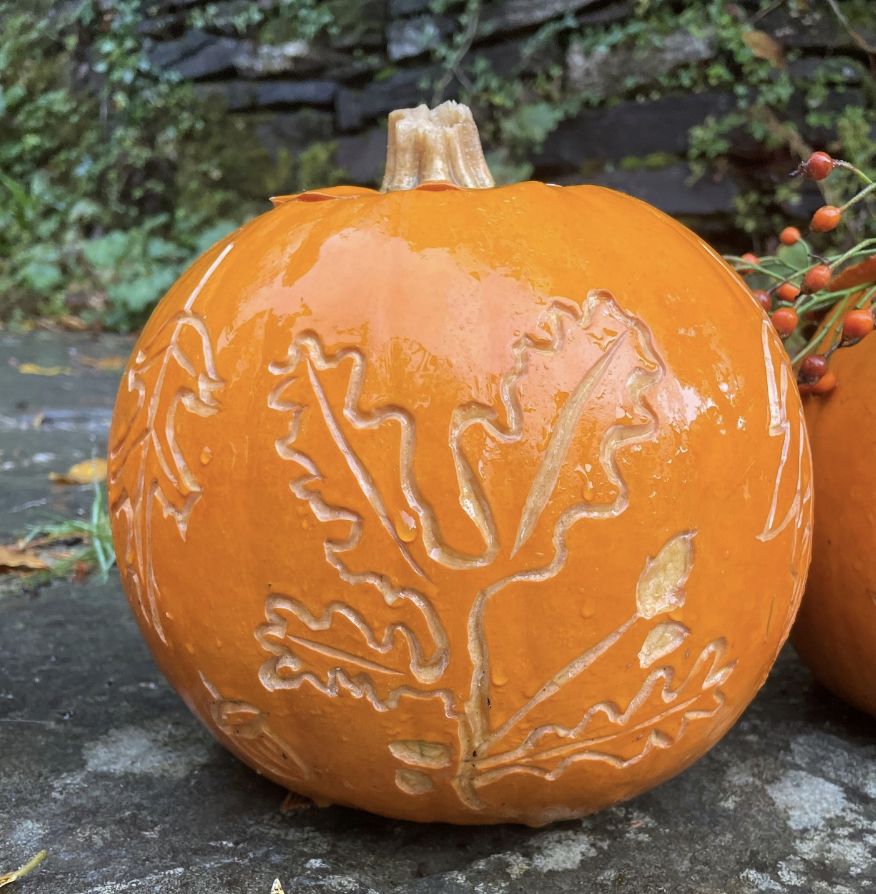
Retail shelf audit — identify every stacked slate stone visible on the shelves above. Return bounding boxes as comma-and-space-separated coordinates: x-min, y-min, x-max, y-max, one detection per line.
142, 0, 874, 242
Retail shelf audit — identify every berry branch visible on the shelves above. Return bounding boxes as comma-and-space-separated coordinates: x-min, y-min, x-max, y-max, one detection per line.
727, 151, 876, 396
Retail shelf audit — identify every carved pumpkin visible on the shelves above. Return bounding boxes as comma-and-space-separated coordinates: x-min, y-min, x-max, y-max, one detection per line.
792, 258, 876, 718
108, 102, 812, 825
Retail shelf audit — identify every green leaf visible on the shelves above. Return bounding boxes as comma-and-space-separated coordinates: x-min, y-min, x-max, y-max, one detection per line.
108, 266, 179, 313
19, 261, 64, 293
776, 241, 809, 271
83, 232, 130, 270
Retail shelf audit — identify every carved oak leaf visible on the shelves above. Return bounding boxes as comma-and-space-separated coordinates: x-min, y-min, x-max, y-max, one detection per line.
464, 292, 668, 748
265, 333, 451, 709
470, 638, 736, 790
200, 674, 310, 783
636, 531, 696, 619
109, 245, 233, 642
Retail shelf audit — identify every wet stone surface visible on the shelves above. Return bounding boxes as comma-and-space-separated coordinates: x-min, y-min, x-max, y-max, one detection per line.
1, 332, 875, 894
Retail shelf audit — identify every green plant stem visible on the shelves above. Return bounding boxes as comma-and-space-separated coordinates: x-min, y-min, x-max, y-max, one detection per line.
840, 180, 876, 212
834, 160, 874, 186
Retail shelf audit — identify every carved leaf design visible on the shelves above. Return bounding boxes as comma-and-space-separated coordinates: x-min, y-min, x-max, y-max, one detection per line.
636, 531, 696, 619
470, 638, 736, 789
109, 245, 233, 641
265, 335, 451, 707
463, 293, 668, 749
263, 288, 737, 807
200, 674, 310, 782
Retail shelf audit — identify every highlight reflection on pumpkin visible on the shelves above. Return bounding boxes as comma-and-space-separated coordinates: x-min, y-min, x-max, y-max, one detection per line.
108, 102, 812, 825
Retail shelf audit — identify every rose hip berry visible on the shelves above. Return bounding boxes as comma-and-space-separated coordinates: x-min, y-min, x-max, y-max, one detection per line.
800, 354, 828, 380
842, 309, 875, 342
804, 152, 835, 181
776, 282, 801, 302
740, 252, 759, 267
771, 307, 799, 338
811, 369, 837, 394
811, 206, 842, 232
780, 227, 801, 246
803, 265, 832, 293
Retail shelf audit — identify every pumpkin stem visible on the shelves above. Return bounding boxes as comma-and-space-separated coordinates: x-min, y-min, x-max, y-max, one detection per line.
381, 101, 495, 192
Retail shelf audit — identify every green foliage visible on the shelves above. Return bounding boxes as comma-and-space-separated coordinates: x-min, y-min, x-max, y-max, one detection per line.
22, 480, 115, 585
428, 0, 875, 244
0, 0, 331, 330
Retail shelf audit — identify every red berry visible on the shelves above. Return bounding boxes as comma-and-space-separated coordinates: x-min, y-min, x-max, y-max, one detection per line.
811, 369, 837, 395
752, 289, 772, 312
740, 252, 759, 267
771, 307, 799, 337
841, 308, 875, 342
800, 354, 828, 380
803, 265, 832, 293
780, 227, 801, 246
776, 282, 801, 302
811, 206, 842, 232
805, 152, 835, 181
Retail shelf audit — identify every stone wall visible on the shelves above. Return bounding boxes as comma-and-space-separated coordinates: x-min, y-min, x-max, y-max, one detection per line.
142, 0, 875, 245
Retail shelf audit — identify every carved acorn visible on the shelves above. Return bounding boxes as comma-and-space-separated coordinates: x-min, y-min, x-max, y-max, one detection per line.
108, 102, 812, 825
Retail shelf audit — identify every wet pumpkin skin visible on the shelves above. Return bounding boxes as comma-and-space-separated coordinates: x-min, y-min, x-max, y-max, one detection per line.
793, 260, 876, 719
107, 177, 812, 826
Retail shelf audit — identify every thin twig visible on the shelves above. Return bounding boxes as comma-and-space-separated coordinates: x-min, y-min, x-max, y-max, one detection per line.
824, 0, 876, 55
432, 0, 481, 106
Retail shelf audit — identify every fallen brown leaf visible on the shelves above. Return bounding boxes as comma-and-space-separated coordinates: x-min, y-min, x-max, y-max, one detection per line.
79, 355, 126, 371
49, 458, 108, 485
0, 851, 47, 888
0, 545, 49, 573
743, 30, 785, 68
18, 363, 72, 377
280, 791, 314, 813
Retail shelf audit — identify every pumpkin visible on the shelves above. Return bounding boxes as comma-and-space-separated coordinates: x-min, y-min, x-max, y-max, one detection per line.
792, 258, 876, 718
107, 102, 812, 826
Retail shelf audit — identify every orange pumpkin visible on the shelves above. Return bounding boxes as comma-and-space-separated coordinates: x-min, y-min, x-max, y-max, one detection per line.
792, 258, 876, 718
107, 102, 812, 825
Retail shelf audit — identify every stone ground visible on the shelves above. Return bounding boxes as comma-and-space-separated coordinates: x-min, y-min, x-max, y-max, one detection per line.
1, 330, 875, 894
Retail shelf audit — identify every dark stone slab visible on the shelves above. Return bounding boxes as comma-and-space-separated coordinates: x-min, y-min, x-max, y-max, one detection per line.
478, 0, 603, 38
336, 127, 388, 186
556, 163, 741, 218
194, 80, 261, 111
466, 35, 564, 79
536, 92, 737, 171
330, 0, 389, 50
389, 0, 434, 17
566, 29, 717, 101
335, 66, 458, 132
255, 109, 335, 159
761, 5, 876, 51
233, 40, 351, 78
788, 56, 866, 85
148, 29, 242, 80
256, 80, 338, 109
386, 14, 456, 62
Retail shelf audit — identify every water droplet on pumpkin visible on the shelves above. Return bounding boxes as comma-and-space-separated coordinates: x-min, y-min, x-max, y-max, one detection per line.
395, 510, 418, 542
576, 463, 595, 502
491, 669, 508, 686
200, 447, 212, 465
581, 602, 595, 619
